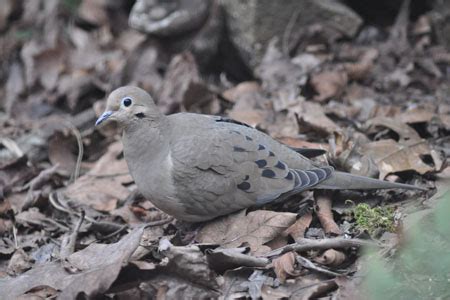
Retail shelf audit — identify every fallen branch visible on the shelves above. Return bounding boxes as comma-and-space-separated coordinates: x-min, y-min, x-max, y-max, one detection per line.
296, 255, 342, 277
264, 237, 377, 258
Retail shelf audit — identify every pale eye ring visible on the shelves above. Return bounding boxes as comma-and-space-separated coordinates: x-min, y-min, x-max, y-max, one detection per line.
122, 97, 132, 107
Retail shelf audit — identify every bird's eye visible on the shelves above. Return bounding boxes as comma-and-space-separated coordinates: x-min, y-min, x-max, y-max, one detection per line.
122, 97, 132, 107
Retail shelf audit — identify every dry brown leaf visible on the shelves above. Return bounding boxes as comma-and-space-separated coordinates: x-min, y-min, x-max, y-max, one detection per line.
222, 81, 261, 103
63, 142, 132, 212
361, 139, 435, 178
366, 116, 422, 142
7, 248, 33, 276
196, 210, 297, 255
227, 86, 270, 128
296, 101, 342, 135
158, 52, 200, 114
397, 108, 435, 124
310, 70, 348, 102
77, 0, 109, 26
284, 212, 313, 242
0, 218, 13, 235
316, 192, 342, 236
1, 228, 144, 299
344, 48, 378, 80
314, 249, 346, 267
257, 40, 308, 111
266, 111, 299, 138
48, 131, 78, 176
272, 252, 299, 283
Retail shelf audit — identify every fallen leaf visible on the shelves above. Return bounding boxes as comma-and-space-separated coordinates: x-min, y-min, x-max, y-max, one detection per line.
361, 139, 436, 178
316, 192, 342, 236
228, 86, 270, 128
77, 0, 109, 26
48, 130, 78, 177
272, 252, 299, 283
63, 142, 132, 212
0, 227, 144, 299
196, 210, 297, 255
159, 241, 220, 290
158, 52, 200, 114
296, 101, 342, 135
256, 39, 308, 111
7, 248, 34, 276
222, 81, 261, 103
284, 212, 313, 242
366, 117, 422, 142
344, 48, 378, 80
310, 70, 348, 102
313, 249, 346, 267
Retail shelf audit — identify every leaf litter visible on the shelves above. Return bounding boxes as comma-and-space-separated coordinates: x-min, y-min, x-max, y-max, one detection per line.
0, 0, 448, 298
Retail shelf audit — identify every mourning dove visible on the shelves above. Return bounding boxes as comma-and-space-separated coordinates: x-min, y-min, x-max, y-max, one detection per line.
96, 86, 424, 222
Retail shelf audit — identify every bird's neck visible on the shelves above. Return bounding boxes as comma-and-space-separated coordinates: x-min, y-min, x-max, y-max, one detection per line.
122, 116, 171, 167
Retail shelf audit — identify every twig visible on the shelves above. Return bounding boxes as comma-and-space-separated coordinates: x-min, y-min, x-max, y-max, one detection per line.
49, 192, 96, 223
63, 120, 84, 183
12, 224, 18, 249
97, 225, 128, 241
0, 137, 24, 158
296, 255, 342, 277
49, 192, 124, 234
144, 217, 174, 228
282, 10, 300, 56
264, 237, 377, 258
86, 172, 130, 179
60, 210, 85, 260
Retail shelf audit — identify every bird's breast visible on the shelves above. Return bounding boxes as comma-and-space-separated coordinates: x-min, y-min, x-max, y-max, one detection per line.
125, 149, 185, 218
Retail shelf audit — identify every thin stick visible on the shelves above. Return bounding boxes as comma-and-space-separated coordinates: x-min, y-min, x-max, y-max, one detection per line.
265, 237, 377, 258
296, 255, 342, 277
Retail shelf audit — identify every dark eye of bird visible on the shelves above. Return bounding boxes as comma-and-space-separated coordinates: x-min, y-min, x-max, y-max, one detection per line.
122, 97, 132, 107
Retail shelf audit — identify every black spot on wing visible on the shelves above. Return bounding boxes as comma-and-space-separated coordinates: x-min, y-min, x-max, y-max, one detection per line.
255, 159, 267, 168
285, 171, 293, 180
258, 144, 265, 150
237, 181, 251, 191
135, 113, 145, 118
269, 151, 275, 157
245, 135, 253, 141
262, 169, 276, 178
233, 146, 246, 152
244, 175, 249, 180
275, 161, 286, 170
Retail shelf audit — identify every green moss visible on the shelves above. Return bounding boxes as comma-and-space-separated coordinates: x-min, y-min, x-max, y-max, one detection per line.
354, 203, 395, 236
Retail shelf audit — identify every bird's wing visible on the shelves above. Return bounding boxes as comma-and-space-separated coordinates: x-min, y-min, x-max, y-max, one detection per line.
170, 123, 332, 219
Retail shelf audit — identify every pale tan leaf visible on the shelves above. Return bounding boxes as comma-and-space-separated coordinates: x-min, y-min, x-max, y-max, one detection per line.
196, 210, 297, 255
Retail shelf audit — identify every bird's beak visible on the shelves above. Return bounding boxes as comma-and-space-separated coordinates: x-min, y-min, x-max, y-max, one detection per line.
95, 111, 113, 126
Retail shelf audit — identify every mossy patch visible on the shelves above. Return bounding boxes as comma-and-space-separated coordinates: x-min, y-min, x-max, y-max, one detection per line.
354, 203, 395, 236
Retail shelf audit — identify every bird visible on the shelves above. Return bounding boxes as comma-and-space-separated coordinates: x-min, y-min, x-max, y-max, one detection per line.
95, 86, 425, 222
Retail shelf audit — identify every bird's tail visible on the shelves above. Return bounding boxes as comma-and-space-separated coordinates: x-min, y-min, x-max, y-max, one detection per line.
315, 171, 426, 191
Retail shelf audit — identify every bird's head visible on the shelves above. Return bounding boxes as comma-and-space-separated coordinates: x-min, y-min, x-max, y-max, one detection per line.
95, 86, 159, 127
